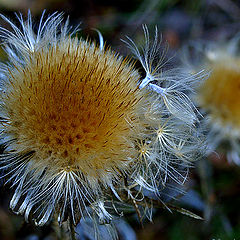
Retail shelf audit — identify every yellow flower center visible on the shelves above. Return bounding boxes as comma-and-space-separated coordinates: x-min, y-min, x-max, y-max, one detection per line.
4, 38, 146, 177
198, 57, 240, 128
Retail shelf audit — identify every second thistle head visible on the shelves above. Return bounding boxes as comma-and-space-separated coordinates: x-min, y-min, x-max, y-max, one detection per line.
184, 36, 240, 165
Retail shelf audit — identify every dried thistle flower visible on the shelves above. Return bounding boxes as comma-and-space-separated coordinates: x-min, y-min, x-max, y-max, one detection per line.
0, 11, 204, 238
183, 37, 240, 165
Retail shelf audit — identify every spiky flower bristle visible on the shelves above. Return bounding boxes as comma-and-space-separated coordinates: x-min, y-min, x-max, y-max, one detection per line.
4, 37, 145, 178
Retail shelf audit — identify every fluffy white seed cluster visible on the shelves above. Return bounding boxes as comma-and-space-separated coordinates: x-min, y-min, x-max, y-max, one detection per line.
0, 11, 204, 238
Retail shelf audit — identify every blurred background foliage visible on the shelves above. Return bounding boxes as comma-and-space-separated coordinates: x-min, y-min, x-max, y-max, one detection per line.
0, 0, 240, 239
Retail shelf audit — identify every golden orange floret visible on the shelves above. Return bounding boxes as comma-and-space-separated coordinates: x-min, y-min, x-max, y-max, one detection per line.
3, 38, 146, 177
198, 57, 240, 128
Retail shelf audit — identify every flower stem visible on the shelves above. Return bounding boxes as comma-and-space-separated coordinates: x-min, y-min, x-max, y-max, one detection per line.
68, 217, 77, 240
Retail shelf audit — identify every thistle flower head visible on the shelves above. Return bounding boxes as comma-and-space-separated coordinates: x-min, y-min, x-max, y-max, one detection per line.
0, 11, 204, 237
184, 37, 240, 164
